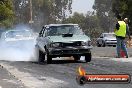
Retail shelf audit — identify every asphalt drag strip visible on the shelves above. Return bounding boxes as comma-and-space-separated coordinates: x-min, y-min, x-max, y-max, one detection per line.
0, 61, 68, 88
0, 64, 25, 88
0, 58, 132, 88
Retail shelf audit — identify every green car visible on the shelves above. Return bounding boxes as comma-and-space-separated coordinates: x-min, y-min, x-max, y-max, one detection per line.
35, 24, 92, 64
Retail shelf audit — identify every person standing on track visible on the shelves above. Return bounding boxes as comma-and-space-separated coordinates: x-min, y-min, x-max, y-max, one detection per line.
124, 18, 131, 40
114, 15, 129, 58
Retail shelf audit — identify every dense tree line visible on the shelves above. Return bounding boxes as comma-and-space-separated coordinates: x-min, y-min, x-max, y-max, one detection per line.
63, 12, 104, 38
0, 0, 72, 29
13, 0, 72, 31
112, 0, 132, 33
93, 0, 132, 33
93, 0, 115, 32
0, 0, 132, 35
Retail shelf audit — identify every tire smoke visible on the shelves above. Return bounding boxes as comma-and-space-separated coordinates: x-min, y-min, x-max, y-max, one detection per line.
0, 25, 38, 62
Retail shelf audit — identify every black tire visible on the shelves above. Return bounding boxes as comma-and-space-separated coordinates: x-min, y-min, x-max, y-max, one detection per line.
47, 56, 52, 64
102, 41, 106, 47
73, 55, 80, 61
45, 47, 52, 64
113, 45, 116, 47
39, 50, 45, 63
97, 43, 101, 47
85, 53, 92, 62
35, 45, 45, 64
46, 54, 52, 64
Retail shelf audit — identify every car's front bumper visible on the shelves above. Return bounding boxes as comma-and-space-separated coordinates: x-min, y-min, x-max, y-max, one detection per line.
48, 46, 92, 56
105, 41, 117, 46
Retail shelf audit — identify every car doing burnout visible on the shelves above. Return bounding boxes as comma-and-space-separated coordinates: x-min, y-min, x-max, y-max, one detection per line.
35, 24, 92, 64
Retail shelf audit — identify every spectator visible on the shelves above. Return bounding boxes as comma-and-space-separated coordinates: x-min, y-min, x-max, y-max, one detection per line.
114, 15, 128, 58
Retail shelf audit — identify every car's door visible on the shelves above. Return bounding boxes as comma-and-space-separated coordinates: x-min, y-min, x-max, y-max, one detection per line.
37, 26, 45, 52
40, 27, 50, 53
42, 27, 49, 50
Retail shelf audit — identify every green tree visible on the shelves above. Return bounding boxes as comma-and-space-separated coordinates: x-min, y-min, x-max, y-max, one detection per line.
93, 0, 115, 32
0, 0, 14, 28
112, 0, 132, 33
13, 0, 72, 31
33, 0, 72, 29
63, 12, 103, 38
64, 12, 85, 25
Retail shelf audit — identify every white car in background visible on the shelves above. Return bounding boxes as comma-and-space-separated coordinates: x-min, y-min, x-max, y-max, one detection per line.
0, 29, 35, 48
96, 33, 117, 47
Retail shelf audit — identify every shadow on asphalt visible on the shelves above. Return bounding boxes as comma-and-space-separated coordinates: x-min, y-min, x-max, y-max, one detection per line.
51, 60, 86, 64
32, 60, 86, 65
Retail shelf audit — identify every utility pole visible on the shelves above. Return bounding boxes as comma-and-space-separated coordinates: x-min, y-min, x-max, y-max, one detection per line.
29, 0, 34, 27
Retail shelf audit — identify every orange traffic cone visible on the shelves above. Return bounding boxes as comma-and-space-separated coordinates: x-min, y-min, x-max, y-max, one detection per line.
120, 50, 125, 58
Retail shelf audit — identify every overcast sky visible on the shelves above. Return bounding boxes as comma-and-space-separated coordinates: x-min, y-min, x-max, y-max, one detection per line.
72, 0, 95, 14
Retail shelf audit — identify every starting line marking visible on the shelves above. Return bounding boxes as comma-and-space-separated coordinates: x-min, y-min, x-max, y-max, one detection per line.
111, 58, 132, 63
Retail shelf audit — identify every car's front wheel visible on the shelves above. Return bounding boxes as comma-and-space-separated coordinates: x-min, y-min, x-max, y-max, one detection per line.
97, 43, 101, 47
45, 50, 52, 64
113, 45, 116, 47
85, 53, 92, 62
102, 41, 106, 47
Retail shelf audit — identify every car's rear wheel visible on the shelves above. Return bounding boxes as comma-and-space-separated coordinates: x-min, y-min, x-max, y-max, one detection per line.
85, 53, 91, 62
46, 53, 52, 64
39, 50, 45, 63
35, 45, 45, 64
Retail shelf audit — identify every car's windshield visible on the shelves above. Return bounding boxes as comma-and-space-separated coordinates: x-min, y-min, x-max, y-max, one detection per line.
6, 30, 32, 38
104, 34, 115, 37
47, 25, 83, 36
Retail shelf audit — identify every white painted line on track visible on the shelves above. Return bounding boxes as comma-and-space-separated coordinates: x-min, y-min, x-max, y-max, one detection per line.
110, 58, 132, 63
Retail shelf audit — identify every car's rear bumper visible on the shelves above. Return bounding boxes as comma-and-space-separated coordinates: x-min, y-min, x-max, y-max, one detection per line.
48, 46, 92, 56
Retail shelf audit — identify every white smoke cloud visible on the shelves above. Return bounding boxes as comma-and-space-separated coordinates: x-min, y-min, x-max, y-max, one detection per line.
0, 24, 38, 62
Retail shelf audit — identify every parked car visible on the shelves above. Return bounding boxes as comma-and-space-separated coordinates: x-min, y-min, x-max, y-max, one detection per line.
96, 33, 117, 47
35, 24, 92, 64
